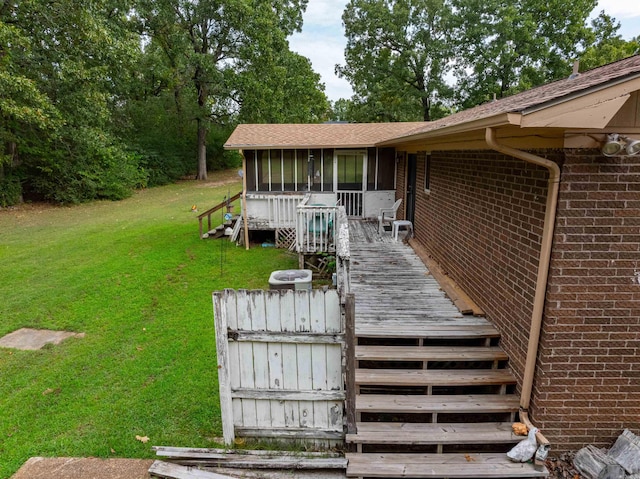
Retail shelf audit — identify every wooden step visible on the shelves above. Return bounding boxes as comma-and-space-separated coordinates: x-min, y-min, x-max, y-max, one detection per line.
345, 452, 548, 478
355, 323, 500, 340
346, 422, 521, 445
356, 394, 519, 414
356, 369, 516, 387
356, 345, 508, 363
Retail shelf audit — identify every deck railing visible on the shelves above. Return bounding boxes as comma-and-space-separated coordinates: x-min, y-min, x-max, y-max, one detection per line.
296, 203, 338, 254
245, 193, 307, 229
335, 207, 351, 302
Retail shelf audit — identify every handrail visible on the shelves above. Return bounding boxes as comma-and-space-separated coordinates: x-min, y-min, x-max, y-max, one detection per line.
335, 206, 351, 303
198, 191, 242, 239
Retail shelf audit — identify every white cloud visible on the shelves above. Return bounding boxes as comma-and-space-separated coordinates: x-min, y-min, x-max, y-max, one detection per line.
290, 0, 352, 102
594, 0, 640, 18
303, 0, 348, 27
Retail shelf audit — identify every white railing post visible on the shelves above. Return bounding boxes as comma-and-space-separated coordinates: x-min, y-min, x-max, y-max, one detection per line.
335, 206, 350, 302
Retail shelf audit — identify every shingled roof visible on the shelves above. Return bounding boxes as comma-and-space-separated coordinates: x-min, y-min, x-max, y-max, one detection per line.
224, 122, 425, 149
225, 54, 640, 150
391, 54, 640, 142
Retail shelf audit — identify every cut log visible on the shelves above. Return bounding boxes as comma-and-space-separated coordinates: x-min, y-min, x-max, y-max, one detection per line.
608, 429, 640, 474
574, 445, 620, 479
598, 464, 625, 479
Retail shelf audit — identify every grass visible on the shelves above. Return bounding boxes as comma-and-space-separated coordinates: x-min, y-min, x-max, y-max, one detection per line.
0, 172, 298, 478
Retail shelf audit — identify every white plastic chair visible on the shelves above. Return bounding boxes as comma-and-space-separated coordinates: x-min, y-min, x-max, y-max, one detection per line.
378, 199, 402, 234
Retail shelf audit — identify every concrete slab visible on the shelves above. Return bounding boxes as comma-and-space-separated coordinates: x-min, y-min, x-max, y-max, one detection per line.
0, 328, 84, 350
10, 457, 153, 479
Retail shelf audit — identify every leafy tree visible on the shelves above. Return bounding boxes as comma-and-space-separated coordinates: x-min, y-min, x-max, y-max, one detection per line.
233, 48, 329, 123
0, 15, 60, 204
337, 0, 453, 122
579, 13, 639, 71
451, 0, 599, 107
330, 98, 351, 122
137, 0, 310, 180
1, 0, 145, 204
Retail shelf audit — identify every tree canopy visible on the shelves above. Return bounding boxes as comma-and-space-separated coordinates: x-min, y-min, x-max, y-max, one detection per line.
1, 0, 328, 204
337, 0, 453, 122
337, 0, 637, 121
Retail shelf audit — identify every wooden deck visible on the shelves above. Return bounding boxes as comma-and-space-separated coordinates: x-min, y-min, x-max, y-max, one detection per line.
345, 220, 546, 479
348, 220, 494, 338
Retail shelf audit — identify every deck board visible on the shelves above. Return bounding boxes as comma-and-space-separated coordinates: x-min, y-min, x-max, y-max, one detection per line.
356, 394, 520, 414
345, 453, 547, 478
355, 345, 508, 362
347, 422, 521, 445
355, 369, 516, 387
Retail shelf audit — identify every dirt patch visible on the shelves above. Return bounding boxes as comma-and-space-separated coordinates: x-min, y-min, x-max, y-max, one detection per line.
183, 168, 243, 189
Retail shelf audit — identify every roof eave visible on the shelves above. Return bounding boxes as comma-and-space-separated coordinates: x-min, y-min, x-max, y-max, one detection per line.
376, 113, 521, 147
521, 71, 640, 116
224, 143, 377, 150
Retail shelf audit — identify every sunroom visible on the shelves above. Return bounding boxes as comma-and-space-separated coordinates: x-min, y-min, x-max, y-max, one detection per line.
224, 122, 424, 253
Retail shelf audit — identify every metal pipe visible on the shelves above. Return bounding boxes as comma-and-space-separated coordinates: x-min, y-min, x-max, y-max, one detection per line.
485, 128, 560, 444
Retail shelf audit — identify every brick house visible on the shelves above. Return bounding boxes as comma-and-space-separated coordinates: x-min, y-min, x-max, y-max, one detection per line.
225, 55, 640, 452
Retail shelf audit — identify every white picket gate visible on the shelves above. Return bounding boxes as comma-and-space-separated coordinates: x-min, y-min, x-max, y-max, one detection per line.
213, 289, 345, 446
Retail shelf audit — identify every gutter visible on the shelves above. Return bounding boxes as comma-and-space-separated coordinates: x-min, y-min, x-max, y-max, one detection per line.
485, 128, 559, 451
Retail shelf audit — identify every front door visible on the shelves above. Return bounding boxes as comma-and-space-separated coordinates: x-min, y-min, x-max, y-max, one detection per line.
406, 154, 417, 224
336, 150, 366, 217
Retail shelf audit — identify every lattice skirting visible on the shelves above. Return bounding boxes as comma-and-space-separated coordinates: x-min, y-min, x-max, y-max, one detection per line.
275, 228, 296, 250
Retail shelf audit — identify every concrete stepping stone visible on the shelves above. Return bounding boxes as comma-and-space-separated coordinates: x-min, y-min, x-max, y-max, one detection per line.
0, 328, 84, 350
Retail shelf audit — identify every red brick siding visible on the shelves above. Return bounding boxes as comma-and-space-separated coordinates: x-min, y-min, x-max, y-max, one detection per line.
533, 151, 640, 451
395, 153, 407, 219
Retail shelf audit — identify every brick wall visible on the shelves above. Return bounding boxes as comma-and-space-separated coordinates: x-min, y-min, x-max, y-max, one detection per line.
533, 151, 640, 451
395, 153, 407, 219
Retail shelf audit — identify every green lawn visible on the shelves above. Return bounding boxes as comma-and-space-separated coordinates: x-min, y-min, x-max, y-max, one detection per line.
0, 173, 297, 478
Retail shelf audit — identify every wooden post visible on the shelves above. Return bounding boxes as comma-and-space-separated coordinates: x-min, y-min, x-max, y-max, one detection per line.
213, 290, 235, 444
344, 293, 356, 436
241, 151, 250, 250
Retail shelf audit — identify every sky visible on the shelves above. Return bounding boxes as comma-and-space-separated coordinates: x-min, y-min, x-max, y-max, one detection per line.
289, 0, 640, 103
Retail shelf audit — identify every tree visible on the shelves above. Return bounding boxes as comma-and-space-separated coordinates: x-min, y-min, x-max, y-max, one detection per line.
451, 0, 599, 108
1, 0, 145, 204
138, 0, 310, 180
579, 12, 639, 71
337, 0, 453, 122
0, 17, 60, 205
233, 48, 329, 124
330, 98, 351, 122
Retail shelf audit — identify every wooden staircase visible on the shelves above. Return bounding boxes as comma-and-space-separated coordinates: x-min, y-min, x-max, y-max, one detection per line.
345, 226, 548, 479
201, 215, 240, 239
346, 330, 547, 478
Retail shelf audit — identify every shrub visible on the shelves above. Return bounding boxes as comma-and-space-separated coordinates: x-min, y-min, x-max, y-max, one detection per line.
0, 175, 22, 207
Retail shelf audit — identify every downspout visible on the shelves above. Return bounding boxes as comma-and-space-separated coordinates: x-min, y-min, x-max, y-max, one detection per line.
485, 128, 560, 449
